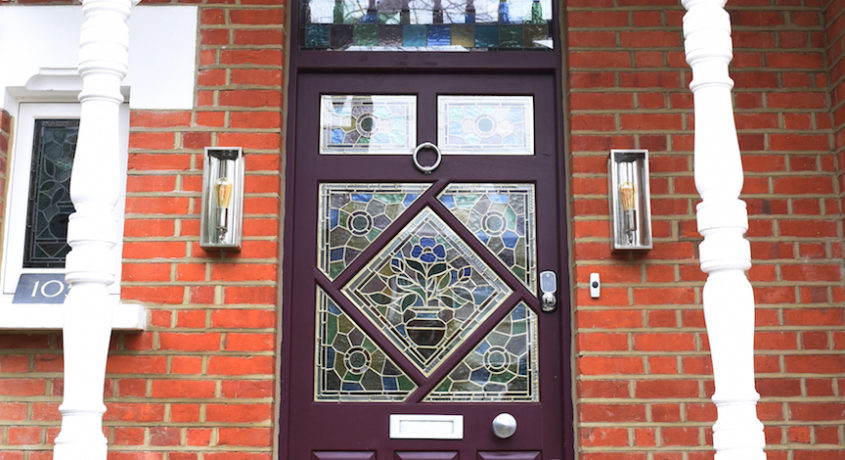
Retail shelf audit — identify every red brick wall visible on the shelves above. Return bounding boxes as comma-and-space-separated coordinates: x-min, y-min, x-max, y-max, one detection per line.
568, 1, 844, 459
829, 0, 845, 261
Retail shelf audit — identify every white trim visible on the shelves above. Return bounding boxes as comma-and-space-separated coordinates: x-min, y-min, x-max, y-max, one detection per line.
0, 303, 145, 331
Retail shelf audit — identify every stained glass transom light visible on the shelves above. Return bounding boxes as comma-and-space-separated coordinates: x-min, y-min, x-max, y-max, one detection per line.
424, 302, 538, 401
438, 183, 536, 289
343, 207, 511, 375
318, 183, 431, 279
315, 287, 418, 400
438, 96, 534, 155
301, 0, 553, 51
320, 95, 416, 154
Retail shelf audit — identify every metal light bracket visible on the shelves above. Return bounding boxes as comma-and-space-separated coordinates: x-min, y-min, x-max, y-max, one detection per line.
200, 147, 244, 250
608, 149, 652, 250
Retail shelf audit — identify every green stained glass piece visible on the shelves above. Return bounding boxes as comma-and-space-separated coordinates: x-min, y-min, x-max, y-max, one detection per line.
318, 183, 431, 279
344, 207, 512, 376
475, 25, 499, 48
438, 184, 537, 290
499, 24, 523, 48
354, 24, 378, 46
423, 302, 539, 402
315, 287, 417, 401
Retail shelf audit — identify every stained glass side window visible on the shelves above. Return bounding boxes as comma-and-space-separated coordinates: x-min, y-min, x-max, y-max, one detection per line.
320, 95, 416, 154
424, 302, 538, 401
315, 287, 418, 401
438, 96, 534, 155
318, 183, 431, 279
23, 119, 78, 268
343, 207, 512, 375
438, 183, 536, 290
301, 0, 553, 51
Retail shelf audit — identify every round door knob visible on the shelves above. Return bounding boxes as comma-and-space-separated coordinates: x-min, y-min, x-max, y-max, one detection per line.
492, 412, 517, 439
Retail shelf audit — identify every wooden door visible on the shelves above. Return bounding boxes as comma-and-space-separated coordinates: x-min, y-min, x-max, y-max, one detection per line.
281, 72, 569, 460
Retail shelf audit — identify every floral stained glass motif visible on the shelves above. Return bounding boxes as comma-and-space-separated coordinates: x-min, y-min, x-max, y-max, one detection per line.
343, 207, 512, 375
318, 183, 431, 279
437, 96, 534, 155
315, 287, 418, 401
24, 119, 79, 268
438, 184, 536, 290
320, 95, 416, 154
424, 302, 538, 401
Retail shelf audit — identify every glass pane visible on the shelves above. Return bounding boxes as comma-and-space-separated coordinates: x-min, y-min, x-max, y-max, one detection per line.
315, 287, 418, 401
438, 183, 536, 290
24, 119, 78, 268
424, 302, 538, 401
318, 183, 431, 279
320, 95, 416, 155
438, 96, 534, 155
301, 0, 553, 51
343, 207, 512, 375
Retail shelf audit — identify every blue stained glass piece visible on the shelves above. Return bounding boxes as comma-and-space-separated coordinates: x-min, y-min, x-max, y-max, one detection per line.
476, 231, 490, 244
471, 368, 491, 383
473, 285, 494, 304
475, 25, 499, 48
428, 25, 450, 47
330, 248, 344, 261
331, 128, 344, 144
502, 230, 519, 248
325, 348, 336, 366
351, 193, 373, 202
403, 25, 427, 47
477, 341, 490, 353
329, 209, 339, 228
403, 193, 419, 207
512, 304, 526, 319
342, 382, 363, 391
327, 301, 342, 315
440, 195, 455, 209
490, 193, 508, 203
519, 356, 527, 374
383, 377, 398, 391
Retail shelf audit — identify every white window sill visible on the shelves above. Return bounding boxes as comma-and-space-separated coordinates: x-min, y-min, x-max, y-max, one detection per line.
0, 300, 146, 331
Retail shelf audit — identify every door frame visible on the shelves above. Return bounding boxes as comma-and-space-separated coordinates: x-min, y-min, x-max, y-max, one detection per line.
280, 1, 573, 457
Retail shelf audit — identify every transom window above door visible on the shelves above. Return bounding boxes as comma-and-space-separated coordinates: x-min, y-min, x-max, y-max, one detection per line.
301, 0, 554, 50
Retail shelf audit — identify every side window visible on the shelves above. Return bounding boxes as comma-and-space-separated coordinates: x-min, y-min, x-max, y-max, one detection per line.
1, 103, 128, 301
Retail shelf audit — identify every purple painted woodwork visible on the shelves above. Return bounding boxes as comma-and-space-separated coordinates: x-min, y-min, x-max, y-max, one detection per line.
477, 453, 540, 460
395, 453, 459, 460
314, 453, 377, 460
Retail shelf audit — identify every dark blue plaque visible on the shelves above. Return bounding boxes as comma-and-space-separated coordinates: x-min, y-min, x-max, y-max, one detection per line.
12, 273, 68, 304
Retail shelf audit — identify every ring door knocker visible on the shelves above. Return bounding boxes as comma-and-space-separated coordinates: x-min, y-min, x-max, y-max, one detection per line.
412, 142, 442, 175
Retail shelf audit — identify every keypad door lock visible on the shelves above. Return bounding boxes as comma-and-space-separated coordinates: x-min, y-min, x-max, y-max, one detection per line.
539, 270, 557, 312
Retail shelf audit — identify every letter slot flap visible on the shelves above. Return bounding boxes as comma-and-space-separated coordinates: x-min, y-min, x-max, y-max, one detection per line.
389, 414, 463, 440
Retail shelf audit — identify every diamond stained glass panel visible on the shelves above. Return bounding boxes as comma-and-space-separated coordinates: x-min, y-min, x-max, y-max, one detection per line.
438, 184, 536, 290
315, 287, 418, 401
318, 183, 431, 279
320, 95, 416, 154
343, 207, 512, 375
424, 302, 538, 401
437, 96, 534, 155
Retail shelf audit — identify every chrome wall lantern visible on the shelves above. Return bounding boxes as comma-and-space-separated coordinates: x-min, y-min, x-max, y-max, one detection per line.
608, 149, 652, 250
200, 147, 244, 250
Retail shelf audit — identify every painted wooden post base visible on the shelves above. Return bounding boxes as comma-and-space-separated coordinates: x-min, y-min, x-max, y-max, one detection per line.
53, 0, 134, 458
682, 1, 767, 458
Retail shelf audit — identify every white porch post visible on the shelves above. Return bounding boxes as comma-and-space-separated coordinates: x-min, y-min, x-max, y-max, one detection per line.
53, 0, 134, 458
682, 1, 766, 459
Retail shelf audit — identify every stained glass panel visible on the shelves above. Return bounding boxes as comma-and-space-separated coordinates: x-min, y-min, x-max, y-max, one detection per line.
438, 184, 536, 290
315, 287, 418, 401
343, 207, 511, 375
424, 302, 538, 401
301, 0, 554, 50
23, 119, 78, 268
438, 96, 534, 155
320, 95, 416, 154
318, 183, 431, 279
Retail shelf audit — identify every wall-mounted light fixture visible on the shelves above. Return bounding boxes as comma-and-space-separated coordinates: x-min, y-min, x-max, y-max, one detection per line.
200, 147, 244, 250
608, 149, 652, 250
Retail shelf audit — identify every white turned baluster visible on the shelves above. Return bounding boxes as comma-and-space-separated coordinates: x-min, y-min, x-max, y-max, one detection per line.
682, 1, 766, 459
54, 0, 134, 458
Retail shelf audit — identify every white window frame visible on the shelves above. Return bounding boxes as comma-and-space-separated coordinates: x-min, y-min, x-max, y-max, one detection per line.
0, 103, 136, 327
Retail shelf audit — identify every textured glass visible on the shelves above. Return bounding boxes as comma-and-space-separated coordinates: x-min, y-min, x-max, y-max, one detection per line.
343, 207, 512, 375
320, 95, 416, 154
424, 302, 538, 401
24, 119, 78, 268
315, 287, 418, 401
438, 96, 534, 155
300, 0, 553, 51
438, 184, 536, 290
318, 183, 431, 279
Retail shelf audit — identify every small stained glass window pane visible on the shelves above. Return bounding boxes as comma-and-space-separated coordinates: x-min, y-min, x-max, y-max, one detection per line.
320, 95, 417, 154
301, 0, 553, 51
438, 96, 534, 155
23, 119, 78, 268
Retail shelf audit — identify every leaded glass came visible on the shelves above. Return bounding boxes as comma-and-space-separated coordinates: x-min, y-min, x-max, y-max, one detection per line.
23, 119, 78, 268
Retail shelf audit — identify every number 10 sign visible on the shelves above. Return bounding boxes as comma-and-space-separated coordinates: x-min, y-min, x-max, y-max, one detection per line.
13, 273, 68, 304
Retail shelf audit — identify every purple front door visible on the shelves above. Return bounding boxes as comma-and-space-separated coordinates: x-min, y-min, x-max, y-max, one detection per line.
280, 72, 570, 459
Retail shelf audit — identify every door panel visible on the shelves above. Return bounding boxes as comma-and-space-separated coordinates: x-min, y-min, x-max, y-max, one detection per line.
285, 72, 565, 459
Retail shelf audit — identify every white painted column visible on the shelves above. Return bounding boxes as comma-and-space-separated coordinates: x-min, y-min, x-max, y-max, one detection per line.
681, 1, 766, 459
54, 0, 135, 458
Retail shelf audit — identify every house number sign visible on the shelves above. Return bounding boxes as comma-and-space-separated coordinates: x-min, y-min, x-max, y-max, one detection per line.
13, 273, 68, 304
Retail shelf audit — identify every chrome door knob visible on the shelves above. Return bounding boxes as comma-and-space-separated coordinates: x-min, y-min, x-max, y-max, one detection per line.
492, 412, 517, 439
